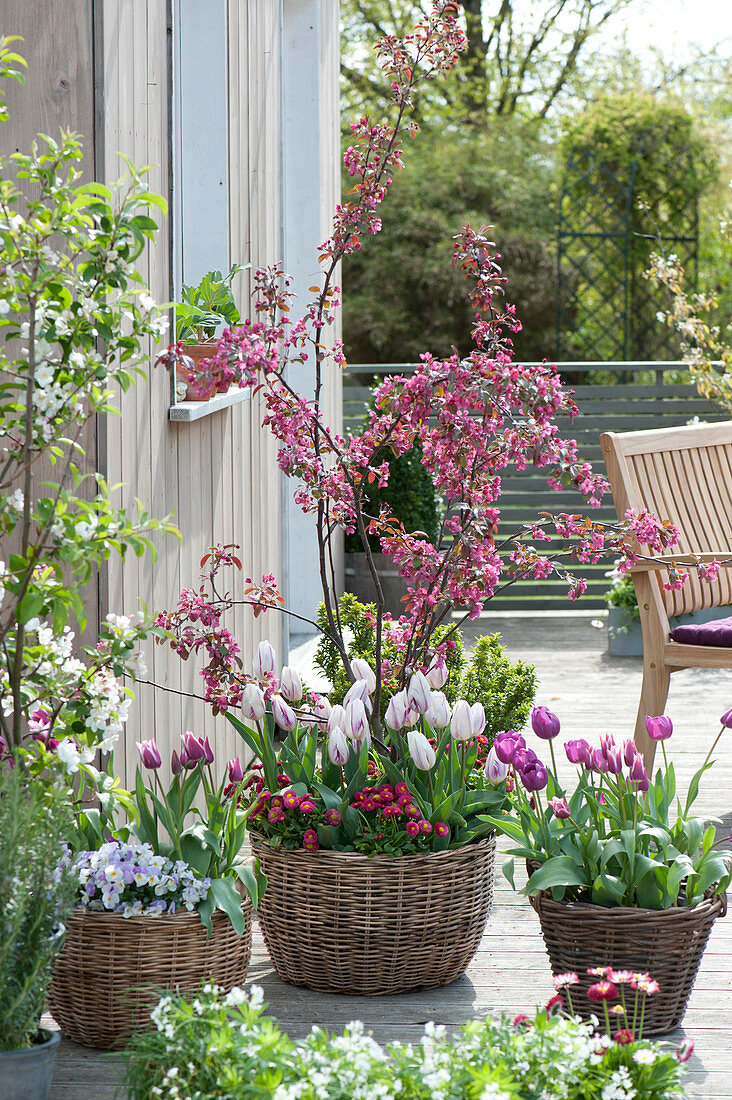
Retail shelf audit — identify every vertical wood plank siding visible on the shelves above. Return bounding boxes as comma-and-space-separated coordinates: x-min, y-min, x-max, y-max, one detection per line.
100, 1, 341, 783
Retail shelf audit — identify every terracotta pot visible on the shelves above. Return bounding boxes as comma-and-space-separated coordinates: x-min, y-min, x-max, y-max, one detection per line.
252, 835, 496, 995
176, 342, 222, 401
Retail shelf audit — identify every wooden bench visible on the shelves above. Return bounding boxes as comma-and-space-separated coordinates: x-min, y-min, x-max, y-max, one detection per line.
601, 421, 732, 766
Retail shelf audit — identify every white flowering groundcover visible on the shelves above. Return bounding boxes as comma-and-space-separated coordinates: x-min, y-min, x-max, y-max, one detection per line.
122, 985, 692, 1100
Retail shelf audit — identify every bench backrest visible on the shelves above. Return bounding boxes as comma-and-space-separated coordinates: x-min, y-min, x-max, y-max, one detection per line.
600, 421, 732, 617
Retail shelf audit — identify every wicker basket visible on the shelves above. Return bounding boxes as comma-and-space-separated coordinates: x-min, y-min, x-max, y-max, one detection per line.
48, 906, 252, 1049
253, 835, 496, 995
531, 890, 726, 1035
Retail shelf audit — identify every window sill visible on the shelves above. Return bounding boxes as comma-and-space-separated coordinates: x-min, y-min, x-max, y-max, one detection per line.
168, 387, 251, 422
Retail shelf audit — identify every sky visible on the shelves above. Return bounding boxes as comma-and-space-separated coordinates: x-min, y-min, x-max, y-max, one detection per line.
612, 0, 732, 64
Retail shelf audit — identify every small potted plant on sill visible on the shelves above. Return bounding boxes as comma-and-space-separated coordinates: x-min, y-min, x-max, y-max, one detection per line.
163, 265, 246, 401
479, 705, 732, 1033
0, 760, 76, 1100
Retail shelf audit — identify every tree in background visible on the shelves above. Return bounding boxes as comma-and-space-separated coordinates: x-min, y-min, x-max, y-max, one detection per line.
558, 93, 717, 361
341, 0, 640, 123
342, 120, 557, 363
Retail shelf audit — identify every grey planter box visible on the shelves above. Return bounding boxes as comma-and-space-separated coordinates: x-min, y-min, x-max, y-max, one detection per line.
608, 605, 731, 657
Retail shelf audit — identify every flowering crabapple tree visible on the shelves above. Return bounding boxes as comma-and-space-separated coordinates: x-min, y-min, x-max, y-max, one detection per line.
0, 39, 176, 815
159, 4, 688, 740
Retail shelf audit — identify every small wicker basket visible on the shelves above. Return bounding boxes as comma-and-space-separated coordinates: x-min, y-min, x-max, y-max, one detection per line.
253, 834, 496, 995
48, 906, 252, 1049
531, 890, 726, 1034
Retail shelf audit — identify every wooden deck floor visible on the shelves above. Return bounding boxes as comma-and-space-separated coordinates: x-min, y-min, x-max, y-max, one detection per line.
46, 611, 732, 1099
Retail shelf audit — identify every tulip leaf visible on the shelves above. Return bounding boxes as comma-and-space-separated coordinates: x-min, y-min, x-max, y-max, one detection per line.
524, 856, 589, 896
235, 859, 266, 910
591, 873, 626, 906
312, 782, 342, 810
199, 876, 247, 936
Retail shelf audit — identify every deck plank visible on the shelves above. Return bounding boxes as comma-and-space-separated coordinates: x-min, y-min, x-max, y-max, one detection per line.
47, 612, 732, 1099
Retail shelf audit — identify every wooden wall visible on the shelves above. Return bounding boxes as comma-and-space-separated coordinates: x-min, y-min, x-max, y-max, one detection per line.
2, 0, 340, 785
101, 0, 340, 784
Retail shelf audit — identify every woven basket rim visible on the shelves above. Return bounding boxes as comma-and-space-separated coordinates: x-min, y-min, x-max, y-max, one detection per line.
250, 831, 495, 866
67, 904, 249, 928
532, 889, 727, 920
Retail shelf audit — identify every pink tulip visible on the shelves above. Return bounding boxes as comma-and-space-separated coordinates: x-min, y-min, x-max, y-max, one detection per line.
228, 757, 244, 783
645, 715, 673, 742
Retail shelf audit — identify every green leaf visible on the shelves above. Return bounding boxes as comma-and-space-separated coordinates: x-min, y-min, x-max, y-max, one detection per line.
524, 856, 589, 896
198, 876, 247, 936
235, 859, 266, 910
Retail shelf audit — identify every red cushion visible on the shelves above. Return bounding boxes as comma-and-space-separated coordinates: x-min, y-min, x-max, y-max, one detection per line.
669, 616, 732, 646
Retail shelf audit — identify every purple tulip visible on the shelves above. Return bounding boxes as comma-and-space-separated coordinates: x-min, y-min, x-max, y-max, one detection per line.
548, 796, 571, 819
253, 640, 276, 679
179, 742, 191, 769
407, 671, 432, 716
531, 706, 561, 741
721, 707, 732, 729
622, 739, 638, 767
181, 731, 206, 763
351, 658, 376, 694
137, 739, 162, 770
521, 758, 548, 792
494, 731, 525, 765
203, 736, 214, 765
591, 748, 606, 773
628, 754, 648, 786
513, 747, 538, 774
484, 746, 509, 784
171, 749, 182, 776
228, 757, 244, 783
564, 739, 592, 767
407, 728, 436, 771
271, 694, 298, 732
327, 726, 349, 766
279, 666, 303, 703
645, 715, 673, 742
604, 746, 622, 774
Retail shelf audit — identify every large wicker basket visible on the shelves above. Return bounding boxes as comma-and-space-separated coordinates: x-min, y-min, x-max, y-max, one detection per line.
253, 835, 496, 995
531, 890, 726, 1035
48, 906, 252, 1049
